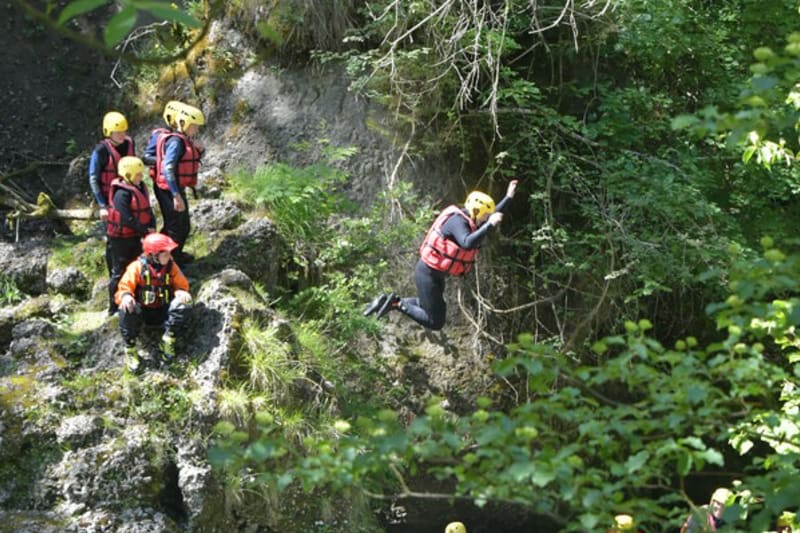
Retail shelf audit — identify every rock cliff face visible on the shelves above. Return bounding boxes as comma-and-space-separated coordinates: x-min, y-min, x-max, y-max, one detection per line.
0, 15, 501, 533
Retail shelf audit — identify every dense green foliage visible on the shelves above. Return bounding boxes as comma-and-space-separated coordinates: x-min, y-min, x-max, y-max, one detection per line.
212, 242, 800, 532
208, 1, 800, 531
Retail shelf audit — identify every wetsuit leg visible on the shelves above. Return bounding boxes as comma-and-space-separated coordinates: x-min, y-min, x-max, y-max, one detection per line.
141, 306, 169, 327
164, 300, 192, 335
119, 303, 144, 344
398, 260, 447, 330
154, 185, 178, 242
174, 189, 191, 255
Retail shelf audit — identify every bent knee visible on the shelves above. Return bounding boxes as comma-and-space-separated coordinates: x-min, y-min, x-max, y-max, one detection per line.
429, 320, 446, 331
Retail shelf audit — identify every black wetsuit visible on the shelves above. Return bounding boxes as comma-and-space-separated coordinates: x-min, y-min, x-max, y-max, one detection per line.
106, 185, 155, 314
398, 195, 511, 330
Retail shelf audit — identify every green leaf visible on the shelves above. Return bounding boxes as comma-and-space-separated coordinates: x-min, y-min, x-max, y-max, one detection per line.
57, 0, 108, 25
531, 467, 556, 487
208, 446, 233, 468
751, 75, 779, 91
671, 114, 699, 130
212, 421, 236, 435
697, 448, 724, 466
104, 5, 137, 47
136, 1, 202, 28
507, 461, 535, 482
625, 450, 650, 473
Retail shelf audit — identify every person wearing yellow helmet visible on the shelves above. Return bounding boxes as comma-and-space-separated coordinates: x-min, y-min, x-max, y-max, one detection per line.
104, 156, 156, 315
445, 521, 466, 533
680, 487, 734, 533
142, 100, 184, 179
153, 102, 206, 267
89, 111, 136, 223
608, 513, 646, 533
364, 179, 518, 329
777, 511, 797, 533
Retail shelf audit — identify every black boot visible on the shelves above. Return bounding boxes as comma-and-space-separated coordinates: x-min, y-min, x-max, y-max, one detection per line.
377, 293, 400, 318
363, 294, 388, 317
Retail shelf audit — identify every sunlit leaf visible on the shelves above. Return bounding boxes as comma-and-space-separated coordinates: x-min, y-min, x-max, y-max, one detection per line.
57, 0, 108, 25
104, 5, 137, 47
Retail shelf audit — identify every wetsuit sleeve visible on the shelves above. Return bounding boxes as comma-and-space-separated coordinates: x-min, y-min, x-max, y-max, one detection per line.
142, 132, 159, 166
113, 189, 150, 235
162, 137, 185, 196
169, 263, 190, 293
88, 143, 109, 207
495, 195, 512, 213
441, 214, 493, 250
115, 260, 141, 305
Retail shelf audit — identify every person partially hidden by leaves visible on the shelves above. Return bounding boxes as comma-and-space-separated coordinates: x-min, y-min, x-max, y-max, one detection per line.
115, 233, 192, 372
777, 511, 797, 533
680, 487, 734, 533
364, 180, 518, 330
608, 513, 646, 533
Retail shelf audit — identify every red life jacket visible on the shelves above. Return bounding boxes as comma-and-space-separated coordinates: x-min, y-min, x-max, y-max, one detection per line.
100, 137, 135, 200
155, 131, 200, 191
147, 128, 171, 180
419, 205, 479, 277
680, 507, 720, 533
136, 257, 173, 309
106, 179, 153, 239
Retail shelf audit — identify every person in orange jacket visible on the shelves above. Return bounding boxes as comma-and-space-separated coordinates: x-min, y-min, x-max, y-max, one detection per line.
115, 233, 192, 371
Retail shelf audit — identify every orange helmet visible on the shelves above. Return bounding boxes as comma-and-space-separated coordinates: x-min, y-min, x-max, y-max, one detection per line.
142, 233, 179, 255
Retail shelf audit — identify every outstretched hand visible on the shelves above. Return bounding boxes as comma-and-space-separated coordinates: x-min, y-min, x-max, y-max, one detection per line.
506, 179, 519, 198
488, 212, 504, 227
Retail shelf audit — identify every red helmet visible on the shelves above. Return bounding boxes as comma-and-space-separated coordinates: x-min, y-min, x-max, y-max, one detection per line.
142, 233, 179, 255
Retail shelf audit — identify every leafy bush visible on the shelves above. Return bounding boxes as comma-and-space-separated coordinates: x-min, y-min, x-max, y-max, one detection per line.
209, 240, 800, 532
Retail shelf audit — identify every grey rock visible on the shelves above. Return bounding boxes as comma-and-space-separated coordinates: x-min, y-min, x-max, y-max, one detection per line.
42, 425, 162, 509
214, 218, 283, 292
191, 198, 242, 232
46, 267, 89, 298
55, 415, 103, 448
0, 241, 49, 295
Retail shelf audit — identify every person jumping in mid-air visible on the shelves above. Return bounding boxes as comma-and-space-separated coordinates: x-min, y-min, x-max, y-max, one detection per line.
364, 180, 518, 330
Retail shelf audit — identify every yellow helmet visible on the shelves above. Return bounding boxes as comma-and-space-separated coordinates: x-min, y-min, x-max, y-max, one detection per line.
445, 522, 466, 533
176, 103, 205, 132
778, 511, 796, 527
117, 156, 145, 183
614, 514, 635, 531
103, 111, 128, 137
163, 100, 184, 128
710, 487, 733, 505
465, 191, 495, 221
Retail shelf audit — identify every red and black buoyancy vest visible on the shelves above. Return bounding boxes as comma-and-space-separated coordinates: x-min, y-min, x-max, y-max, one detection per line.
419, 205, 479, 277
136, 257, 173, 308
100, 137, 135, 200
155, 131, 200, 191
147, 127, 171, 180
106, 178, 153, 239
